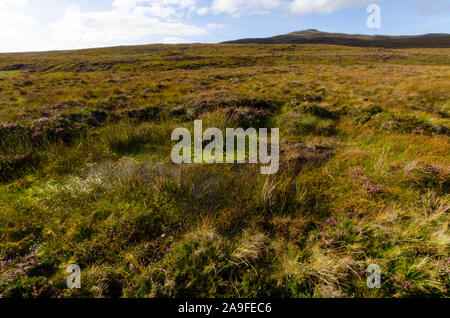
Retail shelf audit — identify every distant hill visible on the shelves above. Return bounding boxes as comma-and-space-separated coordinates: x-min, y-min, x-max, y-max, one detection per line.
222, 29, 450, 48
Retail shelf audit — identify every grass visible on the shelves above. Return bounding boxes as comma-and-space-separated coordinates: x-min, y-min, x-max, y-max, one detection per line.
0, 43, 448, 298
0, 71, 20, 76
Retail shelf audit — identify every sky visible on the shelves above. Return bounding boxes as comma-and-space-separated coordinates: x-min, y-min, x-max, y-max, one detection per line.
0, 0, 449, 53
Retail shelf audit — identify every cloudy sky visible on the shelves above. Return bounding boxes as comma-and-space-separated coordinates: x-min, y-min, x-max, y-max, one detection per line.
0, 0, 449, 52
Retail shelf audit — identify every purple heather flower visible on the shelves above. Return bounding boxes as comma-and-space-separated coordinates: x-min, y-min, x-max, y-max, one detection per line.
423, 165, 440, 175
1, 123, 17, 129
325, 217, 338, 225
350, 167, 364, 175
31, 131, 41, 139
34, 117, 50, 123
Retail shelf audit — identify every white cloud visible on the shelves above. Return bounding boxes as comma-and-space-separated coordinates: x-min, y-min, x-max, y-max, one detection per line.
0, 0, 35, 32
112, 0, 140, 12
163, 36, 191, 43
196, 7, 210, 15
111, 0, 198, 16
0, 0, 39, 51
289, 0, 376, 15
48, 4, 208, 50
0, 0, 28, 7
0, 0, 211, 52
211, 0, 281, 17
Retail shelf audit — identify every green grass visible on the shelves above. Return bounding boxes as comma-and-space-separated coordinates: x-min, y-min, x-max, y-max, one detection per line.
0, 71, 20, 76
0, 43, 448, 298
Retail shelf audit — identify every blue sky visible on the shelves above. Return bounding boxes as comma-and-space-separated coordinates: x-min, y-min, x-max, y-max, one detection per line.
0, 0, 449, 52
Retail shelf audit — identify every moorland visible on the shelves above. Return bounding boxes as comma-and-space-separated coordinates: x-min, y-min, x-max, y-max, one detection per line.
0, 43, 449, 298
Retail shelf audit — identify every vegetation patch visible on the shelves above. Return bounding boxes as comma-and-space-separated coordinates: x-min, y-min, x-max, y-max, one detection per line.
0, 43, 448, 298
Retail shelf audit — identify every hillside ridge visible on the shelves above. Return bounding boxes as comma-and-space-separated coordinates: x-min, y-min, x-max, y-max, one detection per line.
223, 29, 450, 48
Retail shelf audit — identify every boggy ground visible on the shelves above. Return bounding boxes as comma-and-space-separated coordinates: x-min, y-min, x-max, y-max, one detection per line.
0, 44, 449, 298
